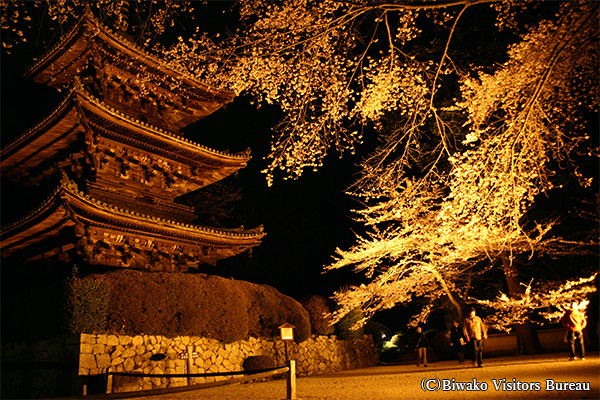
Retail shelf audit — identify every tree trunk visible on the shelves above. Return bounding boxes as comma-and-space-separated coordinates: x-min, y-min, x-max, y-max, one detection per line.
501, 253, 544, 355
427, 266, 464, 321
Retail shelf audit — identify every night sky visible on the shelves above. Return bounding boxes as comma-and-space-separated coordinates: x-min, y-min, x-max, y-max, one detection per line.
184, 95, 370, 299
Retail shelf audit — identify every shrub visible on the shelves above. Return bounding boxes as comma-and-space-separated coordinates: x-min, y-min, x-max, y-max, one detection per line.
65, 270, 310, 343
101, 270, 251, 341
64, 268, 110, 334
301, 295, 334, 336
178, 274, 251, 343
364, 320, 392, 348
242, 355, 275, 371
245, 283, 311, 342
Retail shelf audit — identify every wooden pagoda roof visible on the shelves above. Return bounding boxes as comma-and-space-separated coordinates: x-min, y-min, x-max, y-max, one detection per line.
0, 86, 250, 194
0, 175, 265, 269
23, 11, 234, 131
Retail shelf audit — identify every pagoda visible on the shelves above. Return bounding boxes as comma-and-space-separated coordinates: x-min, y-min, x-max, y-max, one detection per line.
0, 12, 265, 272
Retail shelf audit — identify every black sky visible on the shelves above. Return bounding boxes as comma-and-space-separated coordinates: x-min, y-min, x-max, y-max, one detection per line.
185, 96, 369, 299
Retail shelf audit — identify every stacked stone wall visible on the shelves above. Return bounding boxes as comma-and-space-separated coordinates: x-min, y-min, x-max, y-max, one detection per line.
79, 333, 379, 392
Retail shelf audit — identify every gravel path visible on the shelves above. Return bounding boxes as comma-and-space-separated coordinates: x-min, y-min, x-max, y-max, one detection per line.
136, 352, 599, 400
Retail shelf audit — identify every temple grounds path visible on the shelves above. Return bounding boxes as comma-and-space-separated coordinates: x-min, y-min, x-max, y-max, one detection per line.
138, 352, 599, 400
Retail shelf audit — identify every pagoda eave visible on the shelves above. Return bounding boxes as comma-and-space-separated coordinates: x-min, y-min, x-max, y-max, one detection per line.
1, 177, 265, 271
23, 12, 234, 130
74, 89, 250, 168
1, 89, 251, 194
0, 94, 82, 181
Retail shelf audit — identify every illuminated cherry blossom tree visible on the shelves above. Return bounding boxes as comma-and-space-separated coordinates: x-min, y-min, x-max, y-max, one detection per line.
317, 1, 598, 353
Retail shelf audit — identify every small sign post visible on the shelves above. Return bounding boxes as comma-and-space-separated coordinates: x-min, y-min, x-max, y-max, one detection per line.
178, 345, 200, 386
279, 323, 295, 363
279, 323, 298, 399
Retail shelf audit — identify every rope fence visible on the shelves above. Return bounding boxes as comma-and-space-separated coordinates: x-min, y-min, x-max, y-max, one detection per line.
106, 366, 284, 379
97, 361, 298, 399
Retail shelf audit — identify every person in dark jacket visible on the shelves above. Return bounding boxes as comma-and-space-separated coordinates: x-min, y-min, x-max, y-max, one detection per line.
414, 326, 429, 367
450, 319, 466, 363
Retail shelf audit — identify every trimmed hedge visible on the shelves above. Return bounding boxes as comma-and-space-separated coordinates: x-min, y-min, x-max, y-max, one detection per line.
66, 270, 310, 343
243, 281, 310, 342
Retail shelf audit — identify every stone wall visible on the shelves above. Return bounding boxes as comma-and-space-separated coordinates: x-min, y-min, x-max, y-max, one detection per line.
79, 333, 379, 392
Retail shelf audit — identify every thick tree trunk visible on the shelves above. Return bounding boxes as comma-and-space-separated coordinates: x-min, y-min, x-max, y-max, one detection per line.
501, 253, 544, 355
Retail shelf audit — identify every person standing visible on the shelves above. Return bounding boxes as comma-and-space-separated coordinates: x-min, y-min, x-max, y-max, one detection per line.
463, 308, 487, 367
414, 326, 429, 367
561, 301, 588, 361
450, 319, 466, 363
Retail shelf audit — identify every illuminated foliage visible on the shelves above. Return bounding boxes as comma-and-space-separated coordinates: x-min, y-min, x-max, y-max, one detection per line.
1, 0, 195, 51
321, 1, 599, 329
475, 274, 597, 332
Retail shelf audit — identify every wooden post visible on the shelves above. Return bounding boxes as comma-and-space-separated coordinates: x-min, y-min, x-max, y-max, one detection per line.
286, 360, 297, 400
106, 368, 113, 394
83, 384, 87, 396
186, 345, 194, 386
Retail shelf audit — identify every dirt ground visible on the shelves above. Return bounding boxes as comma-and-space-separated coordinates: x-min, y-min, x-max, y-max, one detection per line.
136, 352, 599, 400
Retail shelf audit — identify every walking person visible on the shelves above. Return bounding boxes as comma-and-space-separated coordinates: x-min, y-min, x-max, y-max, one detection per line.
562, 301, 588, 361
450, 319, 466, 363
463, 308, 487, 367
414, 326, 429, 367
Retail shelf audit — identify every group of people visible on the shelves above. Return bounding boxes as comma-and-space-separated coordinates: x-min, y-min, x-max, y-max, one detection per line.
413, 302, 588, 368
450, 309, 487, 368
414, 308, 487, 368
449, 308, 487, 367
